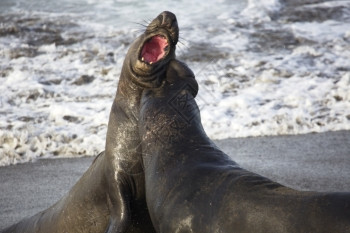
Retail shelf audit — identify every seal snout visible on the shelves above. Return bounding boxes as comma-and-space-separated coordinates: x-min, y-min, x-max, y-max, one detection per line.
157, 11, 179, 45
139, 11, 179, 66
158, 11, 177, 30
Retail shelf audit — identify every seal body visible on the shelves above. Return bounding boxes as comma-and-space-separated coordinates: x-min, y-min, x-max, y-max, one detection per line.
103, 10, 178, 233
139, 59, 350, 233
1, 11, 179, 233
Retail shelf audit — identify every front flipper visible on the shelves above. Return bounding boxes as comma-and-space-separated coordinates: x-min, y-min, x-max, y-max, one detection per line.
105, 182, 131, 233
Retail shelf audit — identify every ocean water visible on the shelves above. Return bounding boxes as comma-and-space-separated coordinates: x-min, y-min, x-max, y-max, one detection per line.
1, 0, 350, 166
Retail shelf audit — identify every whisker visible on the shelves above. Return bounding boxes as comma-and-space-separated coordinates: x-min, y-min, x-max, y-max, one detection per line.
176, 45, 187, 55
143, 19, 151, 25
132, 21, 148, 28
179, 36, 190, 43
178, 34, 191, 44
132, 29, 146, 34
177, 40, 190, 50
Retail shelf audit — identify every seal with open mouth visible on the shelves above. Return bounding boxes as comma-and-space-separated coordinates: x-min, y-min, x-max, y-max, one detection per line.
103, 10, 178, 233
1, 11, 178, 233
139, 59, 350, 233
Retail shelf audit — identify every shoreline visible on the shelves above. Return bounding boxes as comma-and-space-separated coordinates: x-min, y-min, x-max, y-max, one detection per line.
1, 130, 350, 229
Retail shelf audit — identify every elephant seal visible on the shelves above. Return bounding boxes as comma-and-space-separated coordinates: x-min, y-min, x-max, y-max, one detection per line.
139, 59, 350, 233
1, 11, 178, 233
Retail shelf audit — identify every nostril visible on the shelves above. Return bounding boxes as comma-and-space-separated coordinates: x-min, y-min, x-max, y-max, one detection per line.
160, 11, 177, 28
157, 14, 164, 25
161, 11, 176, 20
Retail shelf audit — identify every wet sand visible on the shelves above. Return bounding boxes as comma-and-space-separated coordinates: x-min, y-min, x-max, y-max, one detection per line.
1, 130, 349, 230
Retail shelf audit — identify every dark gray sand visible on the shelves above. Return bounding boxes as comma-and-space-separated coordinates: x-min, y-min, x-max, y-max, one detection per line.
1, 130, 349, 229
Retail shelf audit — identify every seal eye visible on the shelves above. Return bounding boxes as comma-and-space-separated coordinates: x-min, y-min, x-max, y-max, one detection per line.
141, 35, 168, 64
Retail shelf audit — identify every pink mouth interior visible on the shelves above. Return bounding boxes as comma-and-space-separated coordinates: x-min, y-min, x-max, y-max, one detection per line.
141, 35, 168, 63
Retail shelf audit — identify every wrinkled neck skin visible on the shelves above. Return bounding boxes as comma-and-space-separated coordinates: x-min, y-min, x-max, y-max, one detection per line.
140, 60, 216, 169
140, 90, 212, 171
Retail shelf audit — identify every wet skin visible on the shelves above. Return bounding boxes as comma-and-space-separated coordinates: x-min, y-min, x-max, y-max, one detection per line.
1, 11, 178, 233
139, 59, 350, 233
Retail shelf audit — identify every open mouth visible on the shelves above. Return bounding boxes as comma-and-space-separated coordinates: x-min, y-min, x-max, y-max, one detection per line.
140, 35, 169, 64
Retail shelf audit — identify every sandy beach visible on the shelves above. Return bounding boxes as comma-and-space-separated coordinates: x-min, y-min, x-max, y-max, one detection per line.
1, 130, 349, 230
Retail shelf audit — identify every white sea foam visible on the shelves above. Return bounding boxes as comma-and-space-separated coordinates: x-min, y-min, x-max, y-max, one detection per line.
0, 0, 349, 165
241, 0, 282, 22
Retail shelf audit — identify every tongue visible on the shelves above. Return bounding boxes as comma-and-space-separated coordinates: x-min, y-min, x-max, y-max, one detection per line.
141, 35, 168, 63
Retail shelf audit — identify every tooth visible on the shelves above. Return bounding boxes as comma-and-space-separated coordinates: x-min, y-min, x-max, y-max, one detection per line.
142, 57, 144, 61
150, 62, 153, 64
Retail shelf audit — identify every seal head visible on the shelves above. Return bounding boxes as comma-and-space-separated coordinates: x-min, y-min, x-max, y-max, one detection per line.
127, 11, 179, 88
